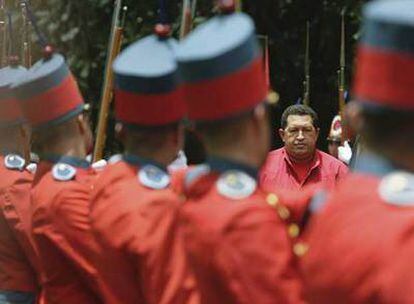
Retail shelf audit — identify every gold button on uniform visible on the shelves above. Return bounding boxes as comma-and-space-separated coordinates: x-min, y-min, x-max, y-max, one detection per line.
293, 242, 309, 257
288, 224, 300, 238
266, 193, 279, 207
277, 206, 290, 220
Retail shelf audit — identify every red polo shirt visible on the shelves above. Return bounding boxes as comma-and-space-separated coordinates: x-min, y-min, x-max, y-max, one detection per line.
260, 148, 348, 191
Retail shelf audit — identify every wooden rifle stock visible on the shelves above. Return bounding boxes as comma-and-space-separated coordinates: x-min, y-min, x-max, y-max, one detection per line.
93, 1, 126, 162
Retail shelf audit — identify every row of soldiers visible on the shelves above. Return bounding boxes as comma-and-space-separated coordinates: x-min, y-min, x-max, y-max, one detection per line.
1, 0, 414, 303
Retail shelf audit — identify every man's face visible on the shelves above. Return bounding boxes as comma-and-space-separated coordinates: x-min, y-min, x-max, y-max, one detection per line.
279, 115, 319, 161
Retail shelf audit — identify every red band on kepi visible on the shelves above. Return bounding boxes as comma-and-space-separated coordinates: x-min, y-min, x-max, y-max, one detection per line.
13, 53, 84, 128
185, 58, 267, 121
115, 88, 185, 126
176, 9, 266, 122
354, 46, 414, 110
113, 33, 185, 127
0, 65, 27, 126
22, 74, 84, 126
353, 1, 414, 110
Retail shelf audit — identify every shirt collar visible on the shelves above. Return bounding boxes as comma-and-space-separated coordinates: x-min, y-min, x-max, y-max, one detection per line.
207, 156, 259, 180
122, 153, 167, 173
283, 147, 320, 170
40, 154, 90, 169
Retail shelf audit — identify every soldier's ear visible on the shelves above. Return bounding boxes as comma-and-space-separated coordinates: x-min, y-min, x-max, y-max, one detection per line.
346, 102, 363, 134
76, 114, 88, 135
114, 122, 126, 141
252, 103, 267, 121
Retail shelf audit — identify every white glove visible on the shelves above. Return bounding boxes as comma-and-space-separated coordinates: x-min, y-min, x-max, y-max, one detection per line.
168, 150, 188, 172
91, 159, 108, 171
338, 141, 352, 165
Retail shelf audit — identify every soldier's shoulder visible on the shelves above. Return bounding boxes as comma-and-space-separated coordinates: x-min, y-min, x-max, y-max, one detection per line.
379, 171, 414, 207
216, 170, 257, 200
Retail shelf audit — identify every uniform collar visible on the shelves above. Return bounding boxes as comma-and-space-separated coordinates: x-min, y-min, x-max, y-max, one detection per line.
206, 156, 258, 180
122, 153, 167, 173
40, 154, 90, 169
353, 152, 399, 177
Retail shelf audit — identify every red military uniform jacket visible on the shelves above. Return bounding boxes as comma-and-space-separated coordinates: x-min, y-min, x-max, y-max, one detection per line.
0, 154, 38, 293
90, 154, 198, 304
31, 156, 102, 304
301, 153, 414, 303
179, 157, 305, 304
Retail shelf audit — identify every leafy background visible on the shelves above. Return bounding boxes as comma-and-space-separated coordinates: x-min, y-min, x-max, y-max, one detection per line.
7, 0, 368, 162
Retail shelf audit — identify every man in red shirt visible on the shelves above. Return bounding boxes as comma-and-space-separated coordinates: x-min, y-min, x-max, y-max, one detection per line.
0, 63, 39, 303
176, 2, 305, 303
300, 1, 414, 302
260, 104, 348, 191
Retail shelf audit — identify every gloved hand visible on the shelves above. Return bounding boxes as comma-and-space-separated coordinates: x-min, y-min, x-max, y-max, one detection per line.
338, 141, 352, 165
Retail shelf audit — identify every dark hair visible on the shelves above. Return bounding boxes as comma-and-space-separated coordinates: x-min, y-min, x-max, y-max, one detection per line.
121, 122, 181, 155
359, 104, 414, 153
281, 104, 319, 129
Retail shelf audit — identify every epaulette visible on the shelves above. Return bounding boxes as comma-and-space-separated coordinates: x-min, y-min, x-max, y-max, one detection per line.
184, 164, 210, 189
91, 159, 107, 171
216, 170, 257, 200
52, 163, 77, 181
138, 165, 170, 190
4, 154, 25, 171
379, 171, 414, 206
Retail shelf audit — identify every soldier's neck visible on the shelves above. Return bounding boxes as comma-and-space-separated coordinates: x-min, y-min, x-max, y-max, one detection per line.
207, 147, 261, 170
124, 148, 175, 168
37, 139, 87, 160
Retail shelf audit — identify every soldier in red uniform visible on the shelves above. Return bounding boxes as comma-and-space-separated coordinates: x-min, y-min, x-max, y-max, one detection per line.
300, 1, 414, 302
89, 23, 197, 304
13, 50, 104, 303
0, 63, 39, 303
175, 1, 305, 303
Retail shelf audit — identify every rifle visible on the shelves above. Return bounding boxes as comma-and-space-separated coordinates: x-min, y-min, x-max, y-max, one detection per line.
235, 0, 242, 12
338, 10, 346, 142
20, 0, 31, 68
180, 0, 192, 40
302, 21, 310, 106
0, 0, 6, 67
93, 1, 127, 162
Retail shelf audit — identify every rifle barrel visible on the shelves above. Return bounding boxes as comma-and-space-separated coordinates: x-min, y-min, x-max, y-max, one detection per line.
20, 0, 32, 67
339, 9, 347, 142
303, 21, 310, 106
